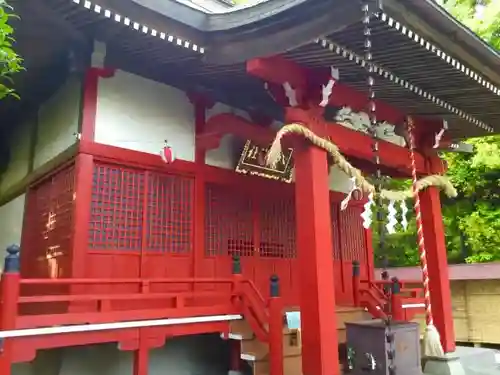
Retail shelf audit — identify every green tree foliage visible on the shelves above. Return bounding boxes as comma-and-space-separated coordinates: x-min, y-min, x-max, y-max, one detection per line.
374, 1, 500, 266
0, 1, 22, 100
437, 0, 500, 49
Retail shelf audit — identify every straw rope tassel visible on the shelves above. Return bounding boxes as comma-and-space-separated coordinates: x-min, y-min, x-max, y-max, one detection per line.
407, 117, 444, 358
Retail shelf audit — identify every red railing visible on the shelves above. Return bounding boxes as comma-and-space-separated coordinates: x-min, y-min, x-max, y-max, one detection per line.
351, 261, 425, 322
0, 247, 285, 375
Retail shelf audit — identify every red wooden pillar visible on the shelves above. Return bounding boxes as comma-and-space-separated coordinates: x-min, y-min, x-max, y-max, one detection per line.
294, 140, 340, 375
133, 329, 150, 375
419, 186, 456, 353
268, 275, 284, 375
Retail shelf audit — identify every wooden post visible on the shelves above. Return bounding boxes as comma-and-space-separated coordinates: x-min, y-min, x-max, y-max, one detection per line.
352, 260, 361, 307
390, 277, 404, 321
0, 245, 21, 375
228, 339, 242, 375
268, 275, 284, 375
294, 141, 340, 375
231, 255, 243, 298
133, 333, 150, 375
419, 186, 456, 353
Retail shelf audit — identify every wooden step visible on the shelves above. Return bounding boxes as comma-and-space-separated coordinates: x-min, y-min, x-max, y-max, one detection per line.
231, 306, 368, 375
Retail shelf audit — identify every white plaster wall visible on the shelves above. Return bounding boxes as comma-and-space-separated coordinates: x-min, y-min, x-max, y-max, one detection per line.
95, 70, 195, 161
328, 166, 352, 194
35, 76, 81, 169
205, 102, 251, 170
93, 70, 350, 193
13, 334, 230, 375
0, 194, 25, 253
0, 118, 32, 194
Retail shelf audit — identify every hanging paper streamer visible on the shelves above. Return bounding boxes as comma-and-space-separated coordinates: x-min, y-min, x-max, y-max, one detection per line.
361, 193, 374, 229
400, 200, 408, 230
319, 66, 340, 107
386, 200, 397, 234
340, 176, 357, 211
160, 140, 176, 164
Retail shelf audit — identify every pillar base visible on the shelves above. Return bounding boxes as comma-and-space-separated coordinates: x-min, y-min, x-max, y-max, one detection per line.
424, 353, 466, 375
424, 346, 500, 375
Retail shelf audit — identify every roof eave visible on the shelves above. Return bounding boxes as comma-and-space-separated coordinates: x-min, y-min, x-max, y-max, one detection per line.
384, 0, 500, 87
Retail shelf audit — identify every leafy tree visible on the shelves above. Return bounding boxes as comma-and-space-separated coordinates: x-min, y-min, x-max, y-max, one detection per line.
0, 1, 22, 100
437, 0, 500, 49
375, 2, 500, 266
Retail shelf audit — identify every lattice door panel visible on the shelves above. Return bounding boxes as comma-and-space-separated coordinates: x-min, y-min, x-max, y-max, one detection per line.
22, 164, 75, 280
257, 197, 296, 302
142, 172, 194, 288
338, 206, 369, 303
88, 163, 145, 251
205, 184, 254, 258
146, 173, 194, 254
339, 206, 367, 263
330, 202, 342, 260
205, 184, 255, 287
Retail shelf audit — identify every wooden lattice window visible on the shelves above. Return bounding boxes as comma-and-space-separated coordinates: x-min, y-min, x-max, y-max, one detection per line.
146, 173, 193, 253
227, 239, 255, 257
339, 207, 367, 262
88, 164, 145, 251
331, 202, 342, 260
259, 198, 296, 258
23, 164, 75, 278
205, 184, 254, 257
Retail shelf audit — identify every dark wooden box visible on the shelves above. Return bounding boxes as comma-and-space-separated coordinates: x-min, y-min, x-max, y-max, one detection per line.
346, 320, 421, 375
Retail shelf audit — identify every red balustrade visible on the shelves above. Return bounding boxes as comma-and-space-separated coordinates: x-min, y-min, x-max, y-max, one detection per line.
351, 261, 425, 322
0, 247, 283, 375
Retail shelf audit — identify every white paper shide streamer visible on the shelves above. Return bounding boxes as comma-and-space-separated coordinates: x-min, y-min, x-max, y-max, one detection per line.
400, 200, 409, 230
361, 193, 374, 229
385, 200, 397, 234
341, 177, 357, 211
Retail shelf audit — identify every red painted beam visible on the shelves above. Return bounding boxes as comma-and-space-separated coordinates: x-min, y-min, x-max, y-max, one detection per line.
201, 111, 426, 176
197, 113, 276, 150
286, 108, 426, 176
247, 56, 308, 89
247, 56, 406, 125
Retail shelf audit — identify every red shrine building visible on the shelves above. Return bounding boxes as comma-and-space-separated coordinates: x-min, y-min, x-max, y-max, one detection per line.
0, 0, 499, 375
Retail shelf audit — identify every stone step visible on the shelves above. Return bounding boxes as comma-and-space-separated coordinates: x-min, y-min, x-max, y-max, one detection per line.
231, 306, 369, 374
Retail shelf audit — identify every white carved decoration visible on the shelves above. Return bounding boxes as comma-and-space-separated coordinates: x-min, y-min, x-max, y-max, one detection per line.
320, 66, 340, 107
375, 121, 406, 147
283, 82, 298, 107
361, 193, 374, 229
433, 120, 448, 149
334, 107, 406, 147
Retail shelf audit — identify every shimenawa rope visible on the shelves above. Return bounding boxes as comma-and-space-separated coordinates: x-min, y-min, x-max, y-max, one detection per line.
265, 123, 457, 202
266, 121, 448, 357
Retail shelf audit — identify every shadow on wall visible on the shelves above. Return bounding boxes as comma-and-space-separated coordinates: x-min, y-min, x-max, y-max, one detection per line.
13, 333, 231, 375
